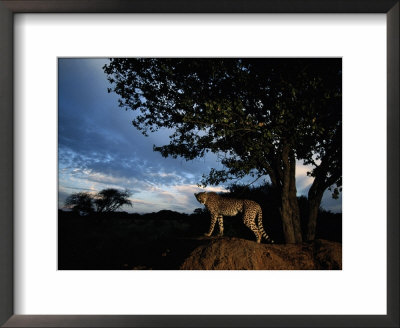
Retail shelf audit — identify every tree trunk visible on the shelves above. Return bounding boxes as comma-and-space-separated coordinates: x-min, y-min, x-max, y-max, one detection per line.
306, 174, 324, 241
289, 151, 302, 243
279, 148, 303, 244
280, 195, 296, 243
306, 157, 341, 241
280, 191, 302, 243
307, 190, 324, 241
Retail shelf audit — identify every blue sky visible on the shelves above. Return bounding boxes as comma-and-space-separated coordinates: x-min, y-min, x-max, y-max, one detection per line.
58, 58, 341, 214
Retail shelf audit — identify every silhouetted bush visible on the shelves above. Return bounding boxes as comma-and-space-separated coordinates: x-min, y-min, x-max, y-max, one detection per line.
64, 188, 132, 216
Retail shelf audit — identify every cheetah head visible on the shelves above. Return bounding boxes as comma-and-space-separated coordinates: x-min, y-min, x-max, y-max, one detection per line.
194, 192, 208, 205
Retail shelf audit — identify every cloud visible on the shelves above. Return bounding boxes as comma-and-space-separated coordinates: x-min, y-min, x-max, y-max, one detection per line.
58, 58, 227, 203
321, 190, 342, 213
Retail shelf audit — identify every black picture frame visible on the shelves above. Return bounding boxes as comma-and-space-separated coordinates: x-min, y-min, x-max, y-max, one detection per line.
0, 1, 398, 327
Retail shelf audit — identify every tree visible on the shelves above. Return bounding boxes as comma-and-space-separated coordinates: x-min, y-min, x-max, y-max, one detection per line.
295, 64, 342, 240
304, 122, 342, 240
103, 58, 341, 243
65, 192, 94, 215
64, 189, 132, 215
94, 188, 132, 213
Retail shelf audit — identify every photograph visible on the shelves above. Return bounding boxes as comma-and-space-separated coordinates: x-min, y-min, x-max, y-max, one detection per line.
1, 0, 397, 325
58, 58, 342, 270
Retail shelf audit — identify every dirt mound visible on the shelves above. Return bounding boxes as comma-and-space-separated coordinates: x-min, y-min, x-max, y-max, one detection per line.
180, 237, 341, 270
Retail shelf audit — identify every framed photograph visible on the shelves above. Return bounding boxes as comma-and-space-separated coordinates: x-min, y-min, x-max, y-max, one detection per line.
57, 57, 343, 271
0, 1, 398, 327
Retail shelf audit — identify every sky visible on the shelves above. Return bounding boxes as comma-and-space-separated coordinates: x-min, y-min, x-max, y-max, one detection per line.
58, 58, 342, 214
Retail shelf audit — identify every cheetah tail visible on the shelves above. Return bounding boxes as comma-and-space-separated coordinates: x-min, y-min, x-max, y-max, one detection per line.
257, 209, 274, 243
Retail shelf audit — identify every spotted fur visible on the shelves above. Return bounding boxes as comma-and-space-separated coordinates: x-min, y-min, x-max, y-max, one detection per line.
194, 192, 274, 244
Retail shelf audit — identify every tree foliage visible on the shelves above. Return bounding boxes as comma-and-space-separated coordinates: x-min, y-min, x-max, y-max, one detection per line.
65, 192, 94, 215
64, 188, 132, 215
103, 58, 341, 243
95, 188, 132, 213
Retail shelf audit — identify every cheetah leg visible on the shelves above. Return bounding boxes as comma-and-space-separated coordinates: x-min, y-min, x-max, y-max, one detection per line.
217, 215, 224, 236
243, 213, 262, 243
205, 214, 218, 237
257, 210, 274, 243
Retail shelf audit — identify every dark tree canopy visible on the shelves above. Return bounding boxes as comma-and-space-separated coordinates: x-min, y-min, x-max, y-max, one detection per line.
64, 189, 132, 215
65, 192, 94, 215
95, 188, 132, 213
103, 58, 341, 243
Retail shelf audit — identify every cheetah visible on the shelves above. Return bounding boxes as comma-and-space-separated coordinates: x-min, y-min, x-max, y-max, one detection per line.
194, 192, 274, 243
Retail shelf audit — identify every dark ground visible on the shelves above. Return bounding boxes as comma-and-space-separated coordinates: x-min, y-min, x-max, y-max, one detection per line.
181, 237, 342, 270
58, 209, 342, 270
